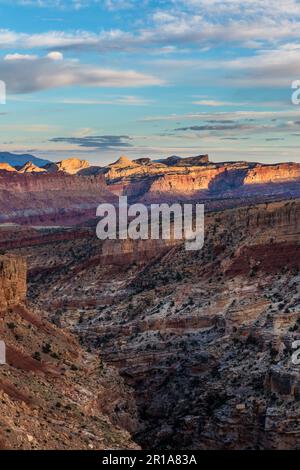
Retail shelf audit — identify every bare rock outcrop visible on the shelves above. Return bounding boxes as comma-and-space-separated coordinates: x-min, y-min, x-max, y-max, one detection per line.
0, 163, 17, 172
0, 255, 27, 311
18, 161, 47, 173
44, 158, 90, 175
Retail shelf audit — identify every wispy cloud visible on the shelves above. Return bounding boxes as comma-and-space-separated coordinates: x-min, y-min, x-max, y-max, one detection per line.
49, 134, 133, 149
2, 0, 300, 53
1, 0, 300, 164
142, 109, 300, 122
59, 95, 153, 105
192, 100, 244, 106
1, 0, 135, 10
172, 116, 300, 139
10, 94, 152, 105
175, 123, 251, 132
220, 44, 300, 87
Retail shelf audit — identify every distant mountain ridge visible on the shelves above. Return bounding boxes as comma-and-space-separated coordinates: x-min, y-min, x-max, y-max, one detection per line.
103, 154, 300, 206
0, 152, 50, 168
0, 153, 300, 226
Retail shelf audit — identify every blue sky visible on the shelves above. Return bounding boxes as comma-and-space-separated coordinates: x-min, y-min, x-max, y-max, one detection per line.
0, 0, 300, 164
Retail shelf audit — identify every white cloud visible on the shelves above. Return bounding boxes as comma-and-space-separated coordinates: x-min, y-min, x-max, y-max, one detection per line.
217, 44, 300, 87
0, 0, 135, 10
2, 0, 300, 55
0, 28, 135, 52
46, 51, 63, 60
10, 94, 152, 105
141, 109, 300, 122
193, 100, 242, 106
104, 0, 134, 10
151, 41, 300, 89
0, 53, 164, 93
56, 95, 152, 105
4, 53, 38, 60
179, 0, 300, 16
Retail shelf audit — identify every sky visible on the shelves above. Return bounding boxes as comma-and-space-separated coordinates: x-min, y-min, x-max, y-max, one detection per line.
0, 0, 300, 165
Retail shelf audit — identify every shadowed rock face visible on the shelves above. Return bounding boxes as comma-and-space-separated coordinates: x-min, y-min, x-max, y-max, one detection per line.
0, 254, 139, 450
208, 168, 249, 193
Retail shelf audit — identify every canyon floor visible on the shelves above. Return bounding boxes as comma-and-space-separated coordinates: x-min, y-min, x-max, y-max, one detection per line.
1, 197, 300, 449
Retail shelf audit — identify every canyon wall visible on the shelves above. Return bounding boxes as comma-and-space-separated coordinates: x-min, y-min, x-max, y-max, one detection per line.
244, 163, 300, 185
20, 198, 300, 450
0, 254, 139, 450
1, 195, 299, 449
105, 159, 300, 205
0, 172, 117, 225
0, 255, 27, 311
1, 157, 300, 226
0, 172, 108, 192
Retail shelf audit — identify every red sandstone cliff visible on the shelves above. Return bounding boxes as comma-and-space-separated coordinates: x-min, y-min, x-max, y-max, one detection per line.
0, 172, 117, 225
105, 157, 300, 204
244, 163, 300, 184
1, 155, 300, 225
